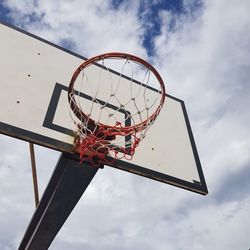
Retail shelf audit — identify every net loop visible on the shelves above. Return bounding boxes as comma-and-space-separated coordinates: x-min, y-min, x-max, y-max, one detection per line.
68, 52, 166, 166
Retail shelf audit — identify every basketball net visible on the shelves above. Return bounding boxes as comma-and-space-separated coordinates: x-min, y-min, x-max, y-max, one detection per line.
68, 52, 166, 166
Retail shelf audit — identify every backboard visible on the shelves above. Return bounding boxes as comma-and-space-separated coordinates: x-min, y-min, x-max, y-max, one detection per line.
0, 22, 208, 195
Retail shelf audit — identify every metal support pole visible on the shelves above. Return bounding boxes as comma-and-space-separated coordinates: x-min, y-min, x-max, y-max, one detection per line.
29, 143, 39, 207
19, 153, 100, 250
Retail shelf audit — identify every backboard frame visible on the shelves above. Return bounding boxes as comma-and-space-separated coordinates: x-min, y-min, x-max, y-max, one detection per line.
0, 22, 208, 195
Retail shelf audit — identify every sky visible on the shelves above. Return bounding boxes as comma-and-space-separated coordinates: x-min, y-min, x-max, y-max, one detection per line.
0, 0, 250, 249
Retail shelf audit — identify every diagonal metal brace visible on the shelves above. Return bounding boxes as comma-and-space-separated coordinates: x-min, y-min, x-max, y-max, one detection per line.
19, 153, 100, 250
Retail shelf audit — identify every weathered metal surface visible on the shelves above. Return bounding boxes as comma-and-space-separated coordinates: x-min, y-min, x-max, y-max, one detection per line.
19, 153, 100, 250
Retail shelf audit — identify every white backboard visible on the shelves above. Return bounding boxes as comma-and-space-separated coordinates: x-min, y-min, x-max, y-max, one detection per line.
0, 22, 207, 195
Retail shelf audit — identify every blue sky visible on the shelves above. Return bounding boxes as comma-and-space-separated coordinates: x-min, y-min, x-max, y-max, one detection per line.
0, 0, 201, 56
1, 1, 250, 250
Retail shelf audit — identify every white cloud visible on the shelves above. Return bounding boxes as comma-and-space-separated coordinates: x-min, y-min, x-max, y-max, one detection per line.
4, 0, 146, 57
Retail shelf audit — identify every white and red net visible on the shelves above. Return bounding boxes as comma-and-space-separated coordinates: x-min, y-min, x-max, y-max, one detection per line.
68, 52, 166, 166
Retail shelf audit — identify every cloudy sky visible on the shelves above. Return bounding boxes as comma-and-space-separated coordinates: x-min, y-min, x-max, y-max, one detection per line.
1, 0, 250, 249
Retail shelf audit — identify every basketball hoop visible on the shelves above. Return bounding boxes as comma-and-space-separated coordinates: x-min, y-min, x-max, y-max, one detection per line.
68, 52, 166, 166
